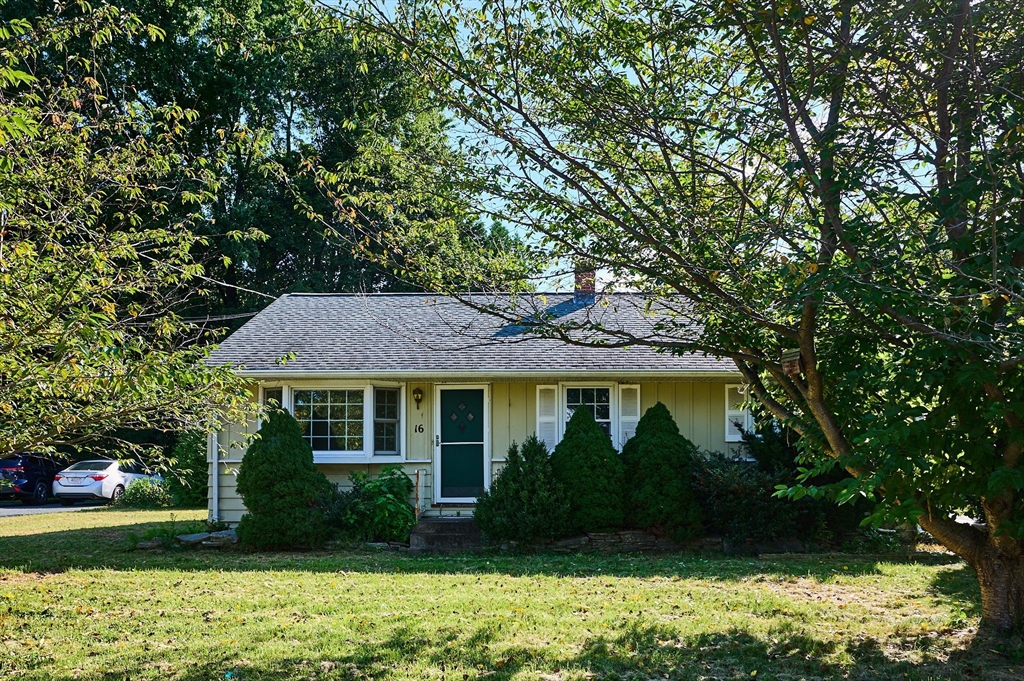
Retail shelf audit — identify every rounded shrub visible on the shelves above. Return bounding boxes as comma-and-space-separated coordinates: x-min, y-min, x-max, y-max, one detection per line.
235, 409, 333, 550
474, 434, 571, 545
550, 407, 625, 533
621, 402, 702, 542
165, 431, 208, 508
116, 477, 173, 508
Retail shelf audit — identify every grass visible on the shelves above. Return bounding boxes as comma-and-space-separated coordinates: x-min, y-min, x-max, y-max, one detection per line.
0, 510, 1016, 680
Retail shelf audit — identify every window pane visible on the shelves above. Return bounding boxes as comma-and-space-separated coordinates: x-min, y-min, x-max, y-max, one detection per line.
263, 388, 283, 406
596, 388, 610, 403
566, 388, 580, 403
292, 388, 365, 452
595, 403, 610, 420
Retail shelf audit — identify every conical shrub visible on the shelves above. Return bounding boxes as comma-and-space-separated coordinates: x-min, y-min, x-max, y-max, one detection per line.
474, 434, 570, 544
550, 407, 625, 533
236, 409, 333, 549
621, 402, 702, 541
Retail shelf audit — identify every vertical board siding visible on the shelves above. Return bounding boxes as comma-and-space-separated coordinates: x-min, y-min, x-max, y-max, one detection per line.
209, 379, 737, 523
492, 382, 511, 459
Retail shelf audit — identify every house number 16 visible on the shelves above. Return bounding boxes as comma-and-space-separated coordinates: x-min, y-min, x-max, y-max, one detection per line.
414, 424, 424, 433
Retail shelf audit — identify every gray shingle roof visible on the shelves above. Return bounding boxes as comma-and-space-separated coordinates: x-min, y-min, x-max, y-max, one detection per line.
207, 293, 737, 378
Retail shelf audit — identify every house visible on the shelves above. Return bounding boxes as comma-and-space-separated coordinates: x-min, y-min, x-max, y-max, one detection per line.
205, 286, 753, 524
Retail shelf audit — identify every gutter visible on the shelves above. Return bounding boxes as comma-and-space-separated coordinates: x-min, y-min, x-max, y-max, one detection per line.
231, 369, 742, 381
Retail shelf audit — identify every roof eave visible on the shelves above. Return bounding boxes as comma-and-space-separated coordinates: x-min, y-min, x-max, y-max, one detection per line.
230, 368, 742, 381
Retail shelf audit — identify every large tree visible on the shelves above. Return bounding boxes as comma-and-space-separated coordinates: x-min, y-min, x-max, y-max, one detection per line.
0, 5, 254, 459
0, 0, 474, 316
339, 0, 1024, 630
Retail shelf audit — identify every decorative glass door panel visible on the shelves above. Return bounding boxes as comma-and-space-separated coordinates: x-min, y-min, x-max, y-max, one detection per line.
438, 388, 485, 500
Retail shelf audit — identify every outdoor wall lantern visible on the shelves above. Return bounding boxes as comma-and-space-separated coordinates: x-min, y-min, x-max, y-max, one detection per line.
780, 349, 804, 377
412, 387, 424, 409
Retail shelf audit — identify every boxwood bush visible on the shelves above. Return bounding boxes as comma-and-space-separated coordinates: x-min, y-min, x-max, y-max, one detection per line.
550, 407, 625, 533
235, 410, 333, 550
621, 402, 702, 542
474, 435, 571, 545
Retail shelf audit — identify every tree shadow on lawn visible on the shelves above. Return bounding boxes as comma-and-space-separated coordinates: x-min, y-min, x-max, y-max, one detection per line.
0, 521, 961, 583
72, 618, 1013, 681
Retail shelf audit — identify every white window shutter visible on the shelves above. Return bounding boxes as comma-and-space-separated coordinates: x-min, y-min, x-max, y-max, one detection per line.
618, 384, 641, 448
725, 384, 750, 442
536, 385, 559, 450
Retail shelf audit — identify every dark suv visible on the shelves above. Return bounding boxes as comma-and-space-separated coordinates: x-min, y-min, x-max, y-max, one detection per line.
0, 454, 59, 505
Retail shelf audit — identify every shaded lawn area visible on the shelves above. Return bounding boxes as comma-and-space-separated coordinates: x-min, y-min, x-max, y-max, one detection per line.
0, 510, 1014, 680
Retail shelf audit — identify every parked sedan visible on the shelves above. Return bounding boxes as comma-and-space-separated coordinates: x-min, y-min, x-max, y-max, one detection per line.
0, 454, 60, 505
52, 460, 162, 505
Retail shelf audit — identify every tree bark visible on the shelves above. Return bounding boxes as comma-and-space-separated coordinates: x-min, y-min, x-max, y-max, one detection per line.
974, 543, 1024, 632
918, 511, 1024, 632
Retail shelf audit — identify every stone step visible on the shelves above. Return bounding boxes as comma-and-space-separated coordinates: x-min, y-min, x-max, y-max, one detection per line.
409, 518, 484, 552
411, 518, 482, 535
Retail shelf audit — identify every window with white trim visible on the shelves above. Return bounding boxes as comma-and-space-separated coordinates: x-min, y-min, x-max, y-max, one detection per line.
293, 389, 365, 452
373, 387, 400, 455
725, 384, 754, 442
565, 386, 612, 435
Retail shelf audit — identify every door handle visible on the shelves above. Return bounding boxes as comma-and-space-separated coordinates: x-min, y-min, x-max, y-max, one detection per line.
435, 435, 440, 447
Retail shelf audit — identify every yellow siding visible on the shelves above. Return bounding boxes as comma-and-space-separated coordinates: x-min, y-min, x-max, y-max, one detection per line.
209, 379, 741, 523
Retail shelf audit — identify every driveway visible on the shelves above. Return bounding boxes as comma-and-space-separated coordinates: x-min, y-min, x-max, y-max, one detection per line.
0, 499, 108, 517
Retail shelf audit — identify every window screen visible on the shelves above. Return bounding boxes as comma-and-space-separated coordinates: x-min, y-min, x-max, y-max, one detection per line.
292, 390, 364, 452
566, 387, 612, 435
374, 388, 400, 454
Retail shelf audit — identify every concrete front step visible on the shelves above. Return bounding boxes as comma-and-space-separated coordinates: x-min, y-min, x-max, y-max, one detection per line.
409, 518, 484, 552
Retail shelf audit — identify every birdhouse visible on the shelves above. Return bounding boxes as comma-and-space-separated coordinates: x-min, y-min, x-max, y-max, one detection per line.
780, 349, 803, 377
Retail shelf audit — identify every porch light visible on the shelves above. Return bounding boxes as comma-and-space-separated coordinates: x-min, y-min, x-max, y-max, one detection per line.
780, 349, 803, 377
412, 387, 424, 409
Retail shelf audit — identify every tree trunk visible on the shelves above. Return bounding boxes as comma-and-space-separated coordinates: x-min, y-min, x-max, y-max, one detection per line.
974, 542, 1024, 633
918, 512, 1024, 632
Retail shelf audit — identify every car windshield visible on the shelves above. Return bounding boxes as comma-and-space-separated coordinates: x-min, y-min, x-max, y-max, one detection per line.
65, 461, 113, 471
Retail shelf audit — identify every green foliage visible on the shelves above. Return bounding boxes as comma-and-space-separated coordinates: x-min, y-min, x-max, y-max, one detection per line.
621, 403, 702, 542
165, 432, 208, 508
235, 410, 333, 550
0, 4, 257, 459
474, 435, 571, 545
691, 455, 803, 543
691, 454, 864, 545
116, 479, 173, 509
325, 465, 415, 543
550, 407, 624, 533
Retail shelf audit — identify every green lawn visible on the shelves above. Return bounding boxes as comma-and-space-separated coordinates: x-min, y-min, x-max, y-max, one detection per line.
0, 510, 1014, 680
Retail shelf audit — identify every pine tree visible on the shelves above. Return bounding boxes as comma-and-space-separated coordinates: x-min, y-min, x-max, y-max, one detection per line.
474, 435, 571, 544
550, 407, 625, 533
621, 403, 702, 542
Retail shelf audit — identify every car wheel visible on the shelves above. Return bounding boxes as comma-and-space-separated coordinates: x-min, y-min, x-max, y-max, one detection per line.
21, 482, 48, 506
110, 485, 125, 504
59, 499, 75, 507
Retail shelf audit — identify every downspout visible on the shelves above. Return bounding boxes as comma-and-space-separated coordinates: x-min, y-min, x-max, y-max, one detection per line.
210, 431, 220, 523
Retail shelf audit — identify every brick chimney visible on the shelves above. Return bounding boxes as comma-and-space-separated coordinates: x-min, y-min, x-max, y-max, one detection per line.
574, 267, 596, 296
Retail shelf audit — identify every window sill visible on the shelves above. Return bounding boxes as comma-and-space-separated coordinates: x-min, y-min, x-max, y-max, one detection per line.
312, 453, 407, 464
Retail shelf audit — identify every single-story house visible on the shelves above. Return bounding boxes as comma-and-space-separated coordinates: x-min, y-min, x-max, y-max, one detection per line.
205, 287, 753, 524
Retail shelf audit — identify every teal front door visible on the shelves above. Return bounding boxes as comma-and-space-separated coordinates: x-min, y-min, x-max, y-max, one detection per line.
438, 388, 486, 500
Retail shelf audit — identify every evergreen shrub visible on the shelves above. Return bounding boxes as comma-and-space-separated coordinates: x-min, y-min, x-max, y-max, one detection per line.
474, 434, 571, 544
621, 402, 702, 541
235, 410, 333, 550
550, 407, 625, 533
326, 465, 416, 543
165, 431, 208, 507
